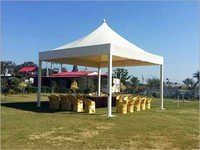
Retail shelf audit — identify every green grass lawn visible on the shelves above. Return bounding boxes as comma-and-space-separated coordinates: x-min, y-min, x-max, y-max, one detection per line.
1, 94, 199, 149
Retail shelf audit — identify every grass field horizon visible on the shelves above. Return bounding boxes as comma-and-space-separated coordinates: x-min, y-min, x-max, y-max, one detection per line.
1, 94, 199, 149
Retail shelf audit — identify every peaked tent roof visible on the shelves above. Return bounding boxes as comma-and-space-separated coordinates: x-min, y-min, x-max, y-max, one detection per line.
40, 21, 163, 67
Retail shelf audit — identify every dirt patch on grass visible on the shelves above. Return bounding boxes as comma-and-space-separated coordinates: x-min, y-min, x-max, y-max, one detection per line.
28, 125, 101, 145
148, 135, 173, 149
96, 122, 114, 130
78, 129, 99, 138
29, 127, 80, 143
76, 122, 115, 139
48, 135, 76, 143
124, 134, 174, 149
29, 130, 56, 140
176, 109, 198, 114
28, 122, 115, 146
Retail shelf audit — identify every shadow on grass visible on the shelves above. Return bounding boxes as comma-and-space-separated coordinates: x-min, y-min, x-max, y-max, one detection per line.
1, 101, 51, 113
1, 101, 107, 115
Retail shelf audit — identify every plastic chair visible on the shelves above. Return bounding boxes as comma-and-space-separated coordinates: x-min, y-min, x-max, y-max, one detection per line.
127, 96, 137, 113
84, 99, 96, 114
116, 95, 123, 113
48, 95, 60, 111
146, 97, 152, 109
117, 96, 128, 114
134, 96, 141, 112
141, 97, 147, 111
73, 95, 84, 112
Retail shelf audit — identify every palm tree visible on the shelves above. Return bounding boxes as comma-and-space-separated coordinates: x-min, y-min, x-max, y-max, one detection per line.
183, 78, 194, 89
193, 71, 200, 88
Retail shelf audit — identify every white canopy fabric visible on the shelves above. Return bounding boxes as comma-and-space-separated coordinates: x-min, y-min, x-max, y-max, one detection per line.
37, 20, 164, 117
39, 21, 163, 67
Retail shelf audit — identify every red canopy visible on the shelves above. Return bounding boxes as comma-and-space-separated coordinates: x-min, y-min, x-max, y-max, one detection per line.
19, 66, 37, 73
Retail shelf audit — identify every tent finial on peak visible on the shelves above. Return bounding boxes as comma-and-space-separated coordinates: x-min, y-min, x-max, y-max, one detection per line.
103, 18, 106, 23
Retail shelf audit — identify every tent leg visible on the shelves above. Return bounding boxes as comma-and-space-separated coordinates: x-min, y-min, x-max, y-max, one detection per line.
50, 62, 53, 70
37, 60, 42, 108
46, 61, 49, 77
59, 63, 62, 73
107, 52, 112, 117
97, 67, 101, 96
160, 64, 164, 110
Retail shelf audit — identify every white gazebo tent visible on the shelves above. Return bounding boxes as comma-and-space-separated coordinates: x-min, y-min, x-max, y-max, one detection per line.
37, 20, 164, 117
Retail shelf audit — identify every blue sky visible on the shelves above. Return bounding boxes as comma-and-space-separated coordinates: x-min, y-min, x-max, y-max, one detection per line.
2, 1, 200, 82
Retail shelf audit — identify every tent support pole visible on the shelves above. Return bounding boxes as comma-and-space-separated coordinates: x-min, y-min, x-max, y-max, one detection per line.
60, 64, 62, 73
97, 67, 101, 96
50, 62, 53, 70
160, 64, 164, 110
46, 61, 49, 77
107, 51, 112, 117
37, 60, 42, 108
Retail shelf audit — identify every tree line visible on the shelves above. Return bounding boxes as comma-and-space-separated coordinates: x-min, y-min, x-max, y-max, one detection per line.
1, 61, 199, 98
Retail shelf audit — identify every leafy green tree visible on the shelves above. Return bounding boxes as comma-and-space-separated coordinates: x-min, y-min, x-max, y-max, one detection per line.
6, 77, 22, 94
18, 81, 27, 95
9, 77, 21, 89
130, 76, 140, 88
113, 68, 130, 84
146, 78, 160, 89
183, 78, 194, 89
1, 78, 9, 94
